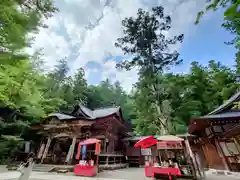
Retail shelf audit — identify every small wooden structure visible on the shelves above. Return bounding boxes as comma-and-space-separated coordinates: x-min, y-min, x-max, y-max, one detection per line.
123, 136, 158, 167
133, 135, 197, 180
188, 91, 240, 172
32, 104, 128, 168
74, 138, 101, 177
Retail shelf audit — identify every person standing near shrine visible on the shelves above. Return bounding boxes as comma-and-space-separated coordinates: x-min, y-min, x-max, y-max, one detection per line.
18, 152, 35, 180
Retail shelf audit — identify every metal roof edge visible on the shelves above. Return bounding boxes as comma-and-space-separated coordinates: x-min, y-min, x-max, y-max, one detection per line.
208, 91, 240, 115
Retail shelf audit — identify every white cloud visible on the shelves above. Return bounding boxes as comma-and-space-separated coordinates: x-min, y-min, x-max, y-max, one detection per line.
28, 16, 71, 70
30, 0, 207, 91
73, 6, 123, 69
101, 59, 139, 92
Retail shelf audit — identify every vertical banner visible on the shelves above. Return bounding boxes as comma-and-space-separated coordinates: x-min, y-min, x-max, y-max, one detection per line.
95, 142, 101, 154
82, 145, 87, 160
70, 136, 77, 160
75, 143, 81, 160
25, 141, 30, 153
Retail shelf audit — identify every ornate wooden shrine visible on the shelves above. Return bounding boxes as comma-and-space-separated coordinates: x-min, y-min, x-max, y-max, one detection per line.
188, 91, 240, 172
32, 104, 128, 166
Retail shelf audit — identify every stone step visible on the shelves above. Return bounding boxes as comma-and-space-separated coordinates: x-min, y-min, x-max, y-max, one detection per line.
99, 163, 128, 170
32, 165, 54, 172
205, 169, 240, 177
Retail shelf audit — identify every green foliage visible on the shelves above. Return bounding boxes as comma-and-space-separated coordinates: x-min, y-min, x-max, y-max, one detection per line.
0, 135, 24, 162
132, 60, 238, 135
0, 0, 59, 163
195, 0, 239, 25
0, 60, 65, 117
0, 0, 57, 57
196, 0, 240, 46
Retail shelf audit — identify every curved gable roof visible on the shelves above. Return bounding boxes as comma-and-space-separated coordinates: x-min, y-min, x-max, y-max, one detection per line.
48, 113, 76, 120
92, 107, 120, 118
208, 91, 240, 115
45, 105, 123, 123
74, 104, 121, 119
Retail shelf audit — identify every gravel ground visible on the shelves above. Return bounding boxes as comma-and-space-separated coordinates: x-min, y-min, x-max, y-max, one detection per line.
1, 168, 239, 180
0, 166, 8, 173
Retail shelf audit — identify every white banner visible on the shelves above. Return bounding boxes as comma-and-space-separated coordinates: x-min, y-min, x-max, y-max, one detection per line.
141, 148, 152, 156
25, 141, 30, 153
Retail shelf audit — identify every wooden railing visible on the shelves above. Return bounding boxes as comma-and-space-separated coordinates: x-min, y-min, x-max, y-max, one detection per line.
125, 147, 141, 156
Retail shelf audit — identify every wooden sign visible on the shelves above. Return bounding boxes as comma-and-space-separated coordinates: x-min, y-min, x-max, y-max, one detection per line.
157, 142, 183, 150
141, 148, 152, 156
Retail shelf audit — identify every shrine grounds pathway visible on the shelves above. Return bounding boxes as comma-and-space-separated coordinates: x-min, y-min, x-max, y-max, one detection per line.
0, 167, 239, 180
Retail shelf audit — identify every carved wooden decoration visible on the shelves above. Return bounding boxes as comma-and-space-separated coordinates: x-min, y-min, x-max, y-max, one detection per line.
232, 101, 240, 110
49, 117, 60, 125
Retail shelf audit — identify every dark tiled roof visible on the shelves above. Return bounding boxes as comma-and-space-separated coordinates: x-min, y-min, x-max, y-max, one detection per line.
48, 105, 121, 121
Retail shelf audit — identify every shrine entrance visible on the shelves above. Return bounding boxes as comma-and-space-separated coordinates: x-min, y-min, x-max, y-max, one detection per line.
39, 135, 73, 164
34, 113, 94, 165
51, 136, 73, 164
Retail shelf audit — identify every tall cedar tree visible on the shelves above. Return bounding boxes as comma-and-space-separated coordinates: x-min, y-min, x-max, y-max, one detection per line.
115, 6, 184, 74
115, 6, 184, 135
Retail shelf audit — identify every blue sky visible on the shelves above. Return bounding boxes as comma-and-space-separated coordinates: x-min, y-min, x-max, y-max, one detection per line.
32, 0, 237, 91
172, 9, 237, 73
87, 8, 237, 84
86, 8, 238, 84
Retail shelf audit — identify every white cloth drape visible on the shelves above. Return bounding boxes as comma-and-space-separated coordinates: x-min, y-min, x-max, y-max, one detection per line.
41, 137, 51, 163
65, 136, 77, 163
37, 143, 45, 159
25, 142, 30, 153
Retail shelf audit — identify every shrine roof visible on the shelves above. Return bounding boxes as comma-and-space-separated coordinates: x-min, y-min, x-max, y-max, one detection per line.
198, 111, 240, 120
122, 136, 150, 141
92, 107, 120, 118
208, 91, 240, 115
48, 113, 76, 120
188, 91, 240, 134
75, 104, 121, 119
190, 91, 240, 122
44, 105, 122, 122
